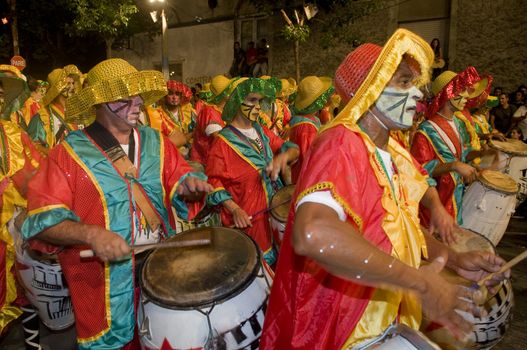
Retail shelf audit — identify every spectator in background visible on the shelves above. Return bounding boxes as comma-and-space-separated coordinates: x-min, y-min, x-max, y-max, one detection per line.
245, 41, 258, 76
430, 38, 444, 79
253, 38, 269, 77
513, 89, 525, 108
493, 86, 503, 97
508, 127, 524, 141
512, 98, 527, 140
490, 93, 517, 134
229, 41, 246, 78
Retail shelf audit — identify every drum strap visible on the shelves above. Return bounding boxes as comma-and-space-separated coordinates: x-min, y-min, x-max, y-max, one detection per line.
85, 121, 162, 231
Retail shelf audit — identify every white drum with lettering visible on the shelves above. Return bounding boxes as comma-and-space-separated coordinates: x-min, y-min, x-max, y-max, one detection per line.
137, 227, 273, 350
9, 210, 74, 331
423, 228, 514, 349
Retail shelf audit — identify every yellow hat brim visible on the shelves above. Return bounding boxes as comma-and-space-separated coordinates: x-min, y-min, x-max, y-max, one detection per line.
66, 70, 167, 122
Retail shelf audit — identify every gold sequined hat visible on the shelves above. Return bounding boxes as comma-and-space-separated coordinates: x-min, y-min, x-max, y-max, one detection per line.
279, 78, 297, 98
66, 58, 167, 121
42, 64, 82, 107
0, 64, 30, 120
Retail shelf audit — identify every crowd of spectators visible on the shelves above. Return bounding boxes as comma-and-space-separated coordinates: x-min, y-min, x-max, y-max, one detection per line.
229, 39, 269, 78
491, 85, 527, 141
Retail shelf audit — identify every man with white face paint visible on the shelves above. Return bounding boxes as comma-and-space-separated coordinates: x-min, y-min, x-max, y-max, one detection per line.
22, 58, 213, 350
260, 29, 508, 350
206, 77, 299, 266
412, 68, 495, 227
27, 65, 83, 149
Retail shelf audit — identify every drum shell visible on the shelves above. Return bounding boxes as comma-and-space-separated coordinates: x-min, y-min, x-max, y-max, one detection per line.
16, 249, 75, 331
423, 230, 514, 350
137, 228, 273, 350
424, 279, 514, 350
174, 207, 221, 233
461, 180, 516, 245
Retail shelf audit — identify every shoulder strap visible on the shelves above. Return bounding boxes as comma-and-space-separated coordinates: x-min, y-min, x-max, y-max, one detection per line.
85, 122, 161, 231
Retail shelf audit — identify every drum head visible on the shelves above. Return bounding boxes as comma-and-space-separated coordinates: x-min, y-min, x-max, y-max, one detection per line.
141, 227, 260, 309
449, 227, 495, 254
478, 170, 518, 194
490, 139, 527, 156
270, 185, 295, 222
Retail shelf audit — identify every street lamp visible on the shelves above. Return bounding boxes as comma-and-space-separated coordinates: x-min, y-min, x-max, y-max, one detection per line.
149, 0, 169, 81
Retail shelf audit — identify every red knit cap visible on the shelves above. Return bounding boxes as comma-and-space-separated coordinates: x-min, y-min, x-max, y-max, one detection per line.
334, 43, 383, 105
166, 80, 192, 104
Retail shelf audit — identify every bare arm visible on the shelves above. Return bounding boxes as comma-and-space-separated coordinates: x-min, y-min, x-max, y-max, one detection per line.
293, 202, 477, 338
36, 220, 131, 262
222, 198, 252, 228
432, 160, 477, 183
420, 186, 456, 244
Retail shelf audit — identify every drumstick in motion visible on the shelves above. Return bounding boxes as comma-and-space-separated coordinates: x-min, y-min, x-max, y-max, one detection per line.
228, 198, 292, 228
473, 249, 527, 304
79, 238, 212, 258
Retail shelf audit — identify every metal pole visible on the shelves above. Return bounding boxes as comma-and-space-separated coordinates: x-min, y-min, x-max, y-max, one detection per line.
161, 9, 169, 81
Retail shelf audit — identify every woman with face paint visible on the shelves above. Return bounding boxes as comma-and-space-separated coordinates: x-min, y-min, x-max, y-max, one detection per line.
260, 29, 507, 350
144, 80, 196, 153
206, 77, 299, 266
27, 65, 83, 149
412, 68, 499, 228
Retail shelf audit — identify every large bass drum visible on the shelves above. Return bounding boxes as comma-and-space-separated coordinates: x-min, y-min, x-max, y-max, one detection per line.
138, 227, 273, 350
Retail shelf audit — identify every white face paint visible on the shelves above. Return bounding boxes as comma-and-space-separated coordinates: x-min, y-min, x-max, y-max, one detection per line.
374, 85, 423, 129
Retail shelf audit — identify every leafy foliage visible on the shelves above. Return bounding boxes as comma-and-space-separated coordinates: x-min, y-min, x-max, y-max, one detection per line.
282, 23, 310, 43
68, 0, 138, 40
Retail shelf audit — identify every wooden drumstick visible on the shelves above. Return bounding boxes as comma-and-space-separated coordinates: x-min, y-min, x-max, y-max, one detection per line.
228, 198, 292, 228
473, 249, 527, 304
79, 238, 211, 258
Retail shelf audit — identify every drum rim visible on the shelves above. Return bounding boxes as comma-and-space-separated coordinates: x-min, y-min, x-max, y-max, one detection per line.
139, 227, 262, 310
490, 139, 527, 156
477, 171, 518, 195
270, 185, 294, 222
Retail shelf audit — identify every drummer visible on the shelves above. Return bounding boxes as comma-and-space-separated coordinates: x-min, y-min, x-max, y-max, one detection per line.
0, 66, 46, 349
21, 58, 212, 350
411, 68, 497, 227
206, 77, 299, 266
260, 29, 507, 350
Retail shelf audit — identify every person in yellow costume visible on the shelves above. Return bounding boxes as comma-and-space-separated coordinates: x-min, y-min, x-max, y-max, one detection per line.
27, 65, 83, 149
144, 80, 196, 155
9, 75, 48, 131
0, 66, 44, 345
260, 28, 508, 350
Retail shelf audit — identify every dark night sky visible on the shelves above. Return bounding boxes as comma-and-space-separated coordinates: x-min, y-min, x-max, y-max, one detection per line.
0, 1, 112, 79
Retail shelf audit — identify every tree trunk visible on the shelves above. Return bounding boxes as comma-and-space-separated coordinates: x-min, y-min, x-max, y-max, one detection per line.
9, 0, 20, 56
294, 40, 300, 83
105, 37, 114, 58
